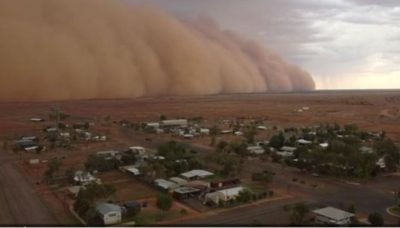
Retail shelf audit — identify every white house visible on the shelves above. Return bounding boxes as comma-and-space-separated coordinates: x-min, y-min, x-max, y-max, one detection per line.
247, 145, 265, 155
297, 139, 312, 145
276, 151, 294, 158
129, 146, 146, 155
120, 165, 140, 176
313, 207, 354, 225
204, 186, 244, 205
146, 122, 160, 129
95, 203, 122, 225
74, 171, 99, 185
161, 119, 188, 128
319, 143, 329, 149
199, 128, 210, 135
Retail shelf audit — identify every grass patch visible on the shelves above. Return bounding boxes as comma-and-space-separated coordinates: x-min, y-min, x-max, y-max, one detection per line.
388, 206, 400, 217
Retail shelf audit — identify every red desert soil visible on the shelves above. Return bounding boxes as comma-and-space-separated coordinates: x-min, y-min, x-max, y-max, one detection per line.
0, 91, 399, 141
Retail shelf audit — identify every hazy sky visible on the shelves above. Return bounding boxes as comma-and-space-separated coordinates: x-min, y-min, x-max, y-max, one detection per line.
131, 0, 400, 90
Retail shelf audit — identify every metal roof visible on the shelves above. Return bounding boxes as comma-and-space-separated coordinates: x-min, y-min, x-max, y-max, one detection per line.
181, 169, 214, 179
95, 203, 121, 216
313, 207, 354, 221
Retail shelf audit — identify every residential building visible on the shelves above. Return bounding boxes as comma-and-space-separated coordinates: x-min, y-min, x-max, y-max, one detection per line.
204, 186, 244, 205
181, 169, 214, 180
313, 207, 354, 225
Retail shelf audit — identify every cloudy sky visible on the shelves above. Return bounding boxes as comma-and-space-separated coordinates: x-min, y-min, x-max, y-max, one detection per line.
131, 0, 400, 90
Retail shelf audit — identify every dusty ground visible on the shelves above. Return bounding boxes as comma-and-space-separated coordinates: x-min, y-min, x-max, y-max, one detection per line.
1, 90, 399, 140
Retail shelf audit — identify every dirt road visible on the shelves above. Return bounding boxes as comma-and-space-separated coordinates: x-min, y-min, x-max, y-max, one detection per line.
0, 151, 56, 225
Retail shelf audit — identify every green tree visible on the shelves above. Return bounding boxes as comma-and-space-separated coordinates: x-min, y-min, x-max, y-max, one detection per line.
368, 212, 384, 226
244, 125, 257, 144
156, 194, 173, 211
270, 133, 285, 150
237, 189, 253, 203
284, 202, 310, 225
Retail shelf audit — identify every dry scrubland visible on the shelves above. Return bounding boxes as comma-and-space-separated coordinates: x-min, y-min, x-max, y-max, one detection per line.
1, 90, 399, 141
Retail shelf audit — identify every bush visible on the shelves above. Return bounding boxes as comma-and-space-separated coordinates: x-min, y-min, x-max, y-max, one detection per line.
156, 194, 173, 211
368, 212, 384, 226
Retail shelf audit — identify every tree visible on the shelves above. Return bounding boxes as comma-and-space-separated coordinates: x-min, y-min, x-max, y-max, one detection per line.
237, 189, 253, 203
368, 212, 384, 226
244, 125, 257, 144
269, 133, 285, 150
65, 168, 75, 184
156, 194, 173, 211
284, 202, 310, 225
44, 158, 62, 183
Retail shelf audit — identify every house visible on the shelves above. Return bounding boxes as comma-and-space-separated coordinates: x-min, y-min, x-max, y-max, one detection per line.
161, 119, 188, 128
74, 171, 99, 185
247, 145, 265, 155
200, 128, 210, 135
281, 146, 297, 153
276, 151, 294, 158
319, 143, 329, 149
30, 118, 45, 122
360, 146, 374, 154
221, 130, 233, 134
154, 179, 178, 191
234, 131, 243, 136
146, 122, 160, 129
15, 139, 38, 150
95, 203, 122, 225
297, 139, 312, 145
181, 170, 214, 180
20, 136, 38, 142
120, 165, 140, 176
183, 134, 194, 139
257, 126, 267, 131
173, 187, 201, 200
204, 186, 244, 205
169, 177, 188, 186
313, 207, 354, 225
129, 146, 146, 155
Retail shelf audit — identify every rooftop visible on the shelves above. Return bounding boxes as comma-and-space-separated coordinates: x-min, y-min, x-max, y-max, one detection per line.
181, 169, 214, 179
95, 203, 122, 215
313, 207, 354, 221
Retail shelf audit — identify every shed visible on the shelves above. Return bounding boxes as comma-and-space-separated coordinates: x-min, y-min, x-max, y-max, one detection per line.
173, 187, 201, 200
154, 179, 178, 191
95, 203, 122, 225
313, 207, 354, 225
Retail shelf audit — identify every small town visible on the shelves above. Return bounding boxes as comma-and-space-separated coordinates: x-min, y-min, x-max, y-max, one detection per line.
2, 105, 399, 226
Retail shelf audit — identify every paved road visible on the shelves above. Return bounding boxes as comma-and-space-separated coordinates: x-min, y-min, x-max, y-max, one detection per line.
0, 150, 56, 225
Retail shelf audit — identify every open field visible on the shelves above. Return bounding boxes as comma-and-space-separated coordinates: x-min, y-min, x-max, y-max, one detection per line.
1, 90, 400, 141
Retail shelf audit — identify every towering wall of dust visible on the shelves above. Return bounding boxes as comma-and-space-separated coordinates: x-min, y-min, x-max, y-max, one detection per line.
0, 0, 315, 102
